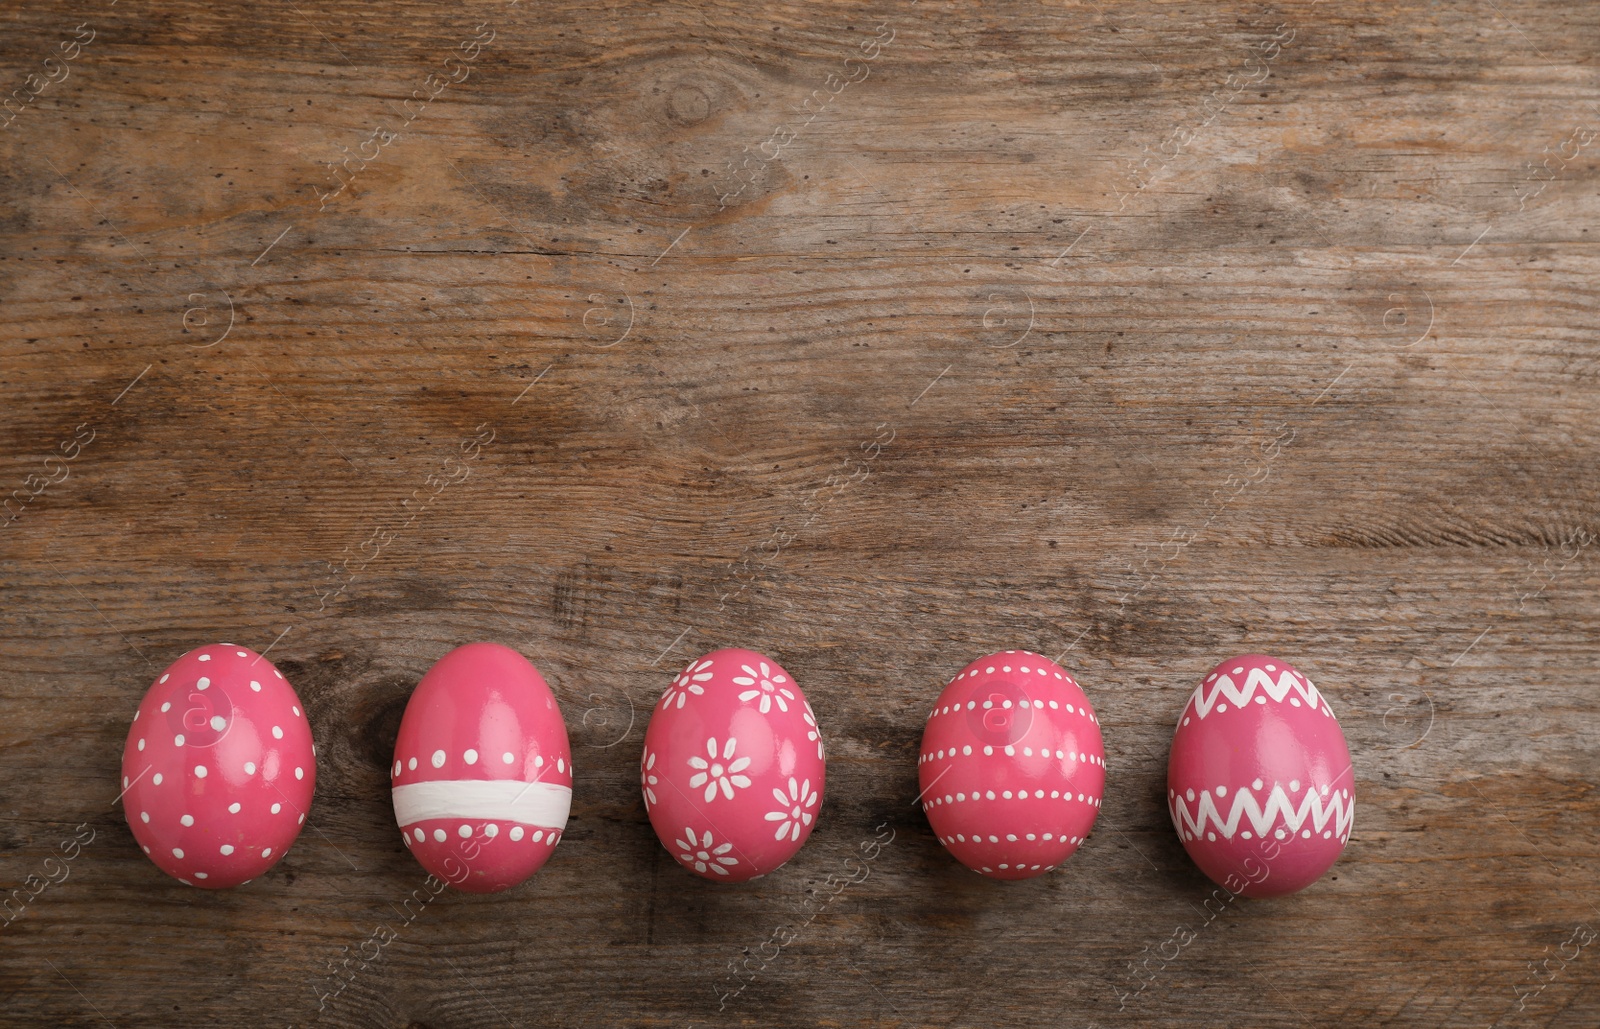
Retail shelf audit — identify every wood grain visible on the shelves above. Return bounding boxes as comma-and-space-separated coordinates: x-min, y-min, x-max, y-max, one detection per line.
2, 0, 1598, 1025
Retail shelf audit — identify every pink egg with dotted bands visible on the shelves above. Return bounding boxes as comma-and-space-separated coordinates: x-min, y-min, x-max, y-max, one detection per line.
918, 650, 1105, 879
120, 643, 316, 888
391, 642, 571, 893
642, 648, 825, 882
1167, 654, 1353, 897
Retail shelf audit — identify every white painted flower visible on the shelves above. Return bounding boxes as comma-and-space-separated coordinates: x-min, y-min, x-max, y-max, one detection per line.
687, 736, 752, 802
763, 776, 819, 842
675, 826, 737, 875
733, 661, 795, 714
641, 748, 659, 809
662, 657, 714, 710
803, 700, 824, 760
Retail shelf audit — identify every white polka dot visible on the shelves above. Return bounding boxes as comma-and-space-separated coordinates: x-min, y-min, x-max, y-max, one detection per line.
484, 823, 498, 837
180, 814, 194, 827
140, 811, 149, 823
408, 757, 418, 771
236, 650, 247, 657
261, 848, 272, 858
502, 752, 514, 764
294, 767, 303, 780
196, 677, 210, 691
465, 749, 478, 764
210, 715, 226, 731
292, 706, 300, 716
532, 830, 544, 842
193, 872, 208, 880
458, 824, 472, 838
962, 745, 972, 756
244, 762, 257, 775
137, 739, 145, 751
172, 847, 184, 858
229, 802, 241, 813
142, 846, 150, 854
221, 844, 234, 855
431, 750, 446, 769
153, 773, 163, 786
195, 765, 207, 778
394, 761, 402, 776
271, 803, 281, 814
534, 755, 544, 767
298, 814, 304, 824
413, 828, 425, 842
159, 674, 169, 684
198, 654, 210, 662
433, 829, 446, 842
160, 702, 171, 713
510, 826, 524, 841
249, 680, 261, 692
1290, 779, 1301, 792
272, 726, 283, 740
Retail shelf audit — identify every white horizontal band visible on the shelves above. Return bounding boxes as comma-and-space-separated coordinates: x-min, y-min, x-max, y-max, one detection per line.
392, 779, 571, 831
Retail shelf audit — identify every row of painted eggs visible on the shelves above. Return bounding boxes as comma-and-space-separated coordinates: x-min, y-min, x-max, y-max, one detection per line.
120, 643, 1352, 898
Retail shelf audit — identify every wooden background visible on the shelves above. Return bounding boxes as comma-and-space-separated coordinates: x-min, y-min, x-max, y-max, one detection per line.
2, 0, 1597, 1025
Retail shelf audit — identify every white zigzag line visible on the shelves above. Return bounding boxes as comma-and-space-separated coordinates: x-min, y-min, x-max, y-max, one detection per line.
1188, 667, 1325, 719
1168, 784, 1353, 840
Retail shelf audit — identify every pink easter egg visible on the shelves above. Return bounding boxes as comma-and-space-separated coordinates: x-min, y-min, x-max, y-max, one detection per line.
1167, 654, 1354, 898
120, 643, 316, 888
642, 648, 825, 882
392, 642, 571, 893
918, 650, 1105, 880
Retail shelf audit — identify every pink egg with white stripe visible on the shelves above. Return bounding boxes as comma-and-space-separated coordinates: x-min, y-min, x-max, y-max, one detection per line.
642, 648, 825, 882
120, 643, 315, 888
918, 650, 1105, 880
391, 642, 571, 893
1167, 654, 1354, 898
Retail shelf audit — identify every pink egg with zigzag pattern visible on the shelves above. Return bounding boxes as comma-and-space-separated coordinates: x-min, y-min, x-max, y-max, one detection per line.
1167, 654, 1354, 898
641, 648, 825, 883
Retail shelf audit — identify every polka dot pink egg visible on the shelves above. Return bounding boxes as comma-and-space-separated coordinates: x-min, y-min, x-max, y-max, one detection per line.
120, 643, 316, 888
918, 650, 1105, 880
642, 648, 825, 882
391, 642, 571, 893
1167, 654, 1354, 897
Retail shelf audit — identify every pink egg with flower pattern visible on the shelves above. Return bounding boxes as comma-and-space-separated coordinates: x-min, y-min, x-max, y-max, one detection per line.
1167, 654, 1354, 898
120, 643, 315, 888
642, 648, 825, 882
918, 650, 1105, 880
391, 642, 571, 893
